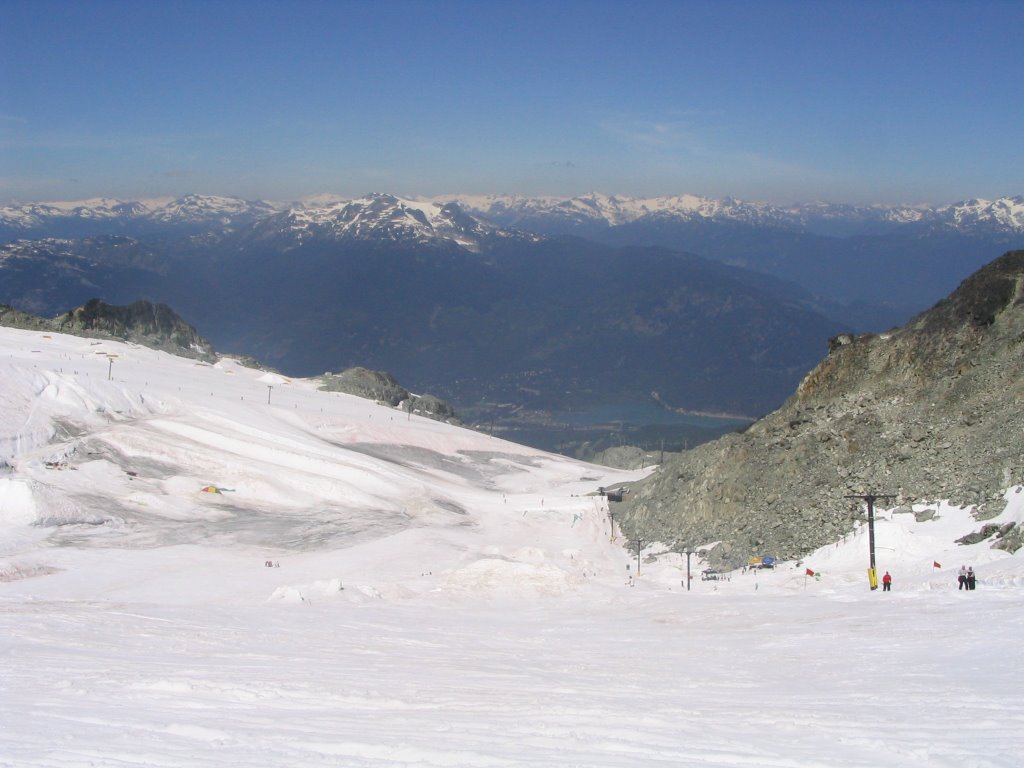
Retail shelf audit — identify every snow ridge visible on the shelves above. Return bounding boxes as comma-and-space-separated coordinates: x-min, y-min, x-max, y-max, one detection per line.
259, 193, 532, 251
0, 194, 280, 232
444, 193, 1024, 234
4, 193, 1022, 237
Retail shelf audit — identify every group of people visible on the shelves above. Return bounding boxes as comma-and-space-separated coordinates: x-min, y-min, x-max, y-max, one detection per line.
618, 564, 980, 593
882, 566, 979, 592
958, 565, 977, 590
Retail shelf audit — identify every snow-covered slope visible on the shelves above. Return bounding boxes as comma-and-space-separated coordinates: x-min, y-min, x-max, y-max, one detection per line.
2, 326, 1023, 766
2, 324, 1022, 600
940, 195, 1024, 233
143, 193, 278, 225
0, 327, 643, 602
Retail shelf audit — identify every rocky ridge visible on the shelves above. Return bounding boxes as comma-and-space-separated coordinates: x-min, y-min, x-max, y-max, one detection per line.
317, 367, 459, 424
620, 250, 1024, 568
0, 299, 217, 362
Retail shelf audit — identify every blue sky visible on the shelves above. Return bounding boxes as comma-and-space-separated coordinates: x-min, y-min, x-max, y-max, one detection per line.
1, 0, 1021, 205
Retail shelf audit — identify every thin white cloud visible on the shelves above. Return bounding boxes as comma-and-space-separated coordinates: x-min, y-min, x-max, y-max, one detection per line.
160, 169, 196, 179
600, 117, 706, 154
0, 130, 220, 151
597, 111, 832, 200
732, 151, 826, 181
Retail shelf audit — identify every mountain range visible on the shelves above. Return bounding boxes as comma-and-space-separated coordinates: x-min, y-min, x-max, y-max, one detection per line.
5, 191, 1021, 240
1, 191, 1021, 451
4, 191, 1021, 328
452, 192, 1024, 237
0, 194, 277, 239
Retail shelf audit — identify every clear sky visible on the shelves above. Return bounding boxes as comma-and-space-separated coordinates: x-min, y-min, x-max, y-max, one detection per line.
1, 0, 1021, 205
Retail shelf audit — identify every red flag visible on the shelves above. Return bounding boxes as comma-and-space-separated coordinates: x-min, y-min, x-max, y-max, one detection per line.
805, 568, 815, 577
933, 561, 941, 568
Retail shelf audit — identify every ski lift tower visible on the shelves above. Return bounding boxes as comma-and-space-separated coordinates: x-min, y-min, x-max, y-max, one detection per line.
846, 492, 896, 590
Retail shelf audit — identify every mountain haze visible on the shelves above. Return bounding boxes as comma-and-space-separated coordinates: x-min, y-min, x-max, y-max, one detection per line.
5, 191, 1020, 331
0, 194, 849, 426
453, 193, 1024, 330
2, 190, 1021, 450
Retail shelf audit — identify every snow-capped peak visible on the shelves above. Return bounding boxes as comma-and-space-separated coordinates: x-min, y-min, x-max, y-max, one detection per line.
263, 193, 504, 250
3, 192, 1022, 240
145, 194, 279, 224
940, 196, 1024, 232
0, 194, 282, 234
435, 193, 1024, 236
439, 192, 799, 230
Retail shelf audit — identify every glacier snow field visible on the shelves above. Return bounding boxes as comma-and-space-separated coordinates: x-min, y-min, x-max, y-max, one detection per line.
2, 327, 1023, 767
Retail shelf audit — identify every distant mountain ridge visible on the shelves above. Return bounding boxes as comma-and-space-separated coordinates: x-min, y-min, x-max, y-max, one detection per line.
0, 194, 277, 239
240, 193, 538, 252
451, 192, 1024, 237
0, 197, 850, 424
4, 191, 1022, 241
5, 191, 1020, 333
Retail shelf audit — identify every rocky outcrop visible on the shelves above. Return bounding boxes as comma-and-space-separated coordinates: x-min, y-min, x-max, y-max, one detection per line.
318, 367, 408, 405
579, 445, 656, 470
0, 299, 217, 362
318, 367, 459, 424
51, 299, 217, 361
0, 304, 51, 331
620, 250, 1024, 568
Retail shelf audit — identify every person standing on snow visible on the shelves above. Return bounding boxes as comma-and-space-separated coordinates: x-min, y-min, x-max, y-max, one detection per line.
882, 571, 892, 591
958, 565, 968, 590
967, 567, 976, 590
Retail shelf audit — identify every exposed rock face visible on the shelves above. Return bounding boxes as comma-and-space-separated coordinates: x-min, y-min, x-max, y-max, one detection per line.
52, 299, 217, 361
580, 445, 656, 471
319, 367, 409, 405
0, 304, 50, 331
318, 367, 459, 424
620, 250, 1024, 568
0, 299, 217, 362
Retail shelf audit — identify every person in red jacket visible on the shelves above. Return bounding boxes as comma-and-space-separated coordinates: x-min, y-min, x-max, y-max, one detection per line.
882, 571, 892, 591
